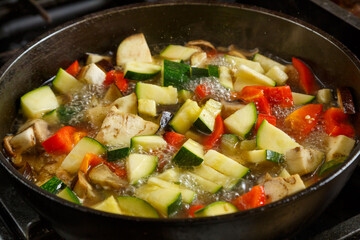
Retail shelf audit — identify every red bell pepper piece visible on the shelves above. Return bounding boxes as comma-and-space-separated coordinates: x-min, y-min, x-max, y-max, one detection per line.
41, 126, 77, 154
231, 185, 266, 211
79, 153, 104, 174
163, 132, 186, 148
194, 84, 210, 99
264, 86, 293, 107
66, 60, 80, 76
285, 104, 323, 139
206, 49, 218, 59
323, 107, 355, 138
238, 86, 272, 115
104, 70, 129, 92
255, 114, 276, 132
103, 161, 127, 178
188, 205, 206, 217
203, 114, 225, 149
292, 57, 319, 94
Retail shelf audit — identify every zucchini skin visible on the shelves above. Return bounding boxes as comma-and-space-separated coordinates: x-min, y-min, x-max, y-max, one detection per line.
162, 59, 191, 89
40, 176, 66, 194
172, 146, 204, 166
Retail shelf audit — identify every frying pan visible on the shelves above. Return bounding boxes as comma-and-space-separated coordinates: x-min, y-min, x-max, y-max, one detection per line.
1, 2, 360, 240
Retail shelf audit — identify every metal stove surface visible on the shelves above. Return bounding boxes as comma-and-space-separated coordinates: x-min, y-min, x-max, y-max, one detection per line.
0, 0, 360, 239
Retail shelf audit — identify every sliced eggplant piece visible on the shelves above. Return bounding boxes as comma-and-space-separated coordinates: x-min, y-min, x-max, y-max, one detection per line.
73, 172, 99, 201
3, 135, 15, 156
10, 127, 36, 153
220, 100, 245, 119
18, 119, 50, 144
337, 87, 355, 114
78, 63, 106, 85
285, 146, 324, 176
95, 107, 159, 146
86, 53, 112, 65
326, 135, 355, 162
316, 88, 332, 104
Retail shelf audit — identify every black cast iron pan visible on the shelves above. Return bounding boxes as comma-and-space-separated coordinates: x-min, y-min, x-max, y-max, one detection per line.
1, 2, 360, 240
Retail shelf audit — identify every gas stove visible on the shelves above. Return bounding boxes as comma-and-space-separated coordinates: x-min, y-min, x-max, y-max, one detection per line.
0, 0, 359, 239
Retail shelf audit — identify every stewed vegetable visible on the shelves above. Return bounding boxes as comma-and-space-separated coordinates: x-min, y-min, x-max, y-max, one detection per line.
3, 33, 357, 218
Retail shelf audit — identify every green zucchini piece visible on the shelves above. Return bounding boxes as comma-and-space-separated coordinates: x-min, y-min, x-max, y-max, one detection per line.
292, 92, 315, 105
21, 86, 59, 119
42, 109, 60, 125
192, 164, 239, 190
169, 99, 201, 134
61, 137, 106, 174
265, 66, 288, 85
53, 68, 83, 94
172, 139, 204, 166
317, 89, 333, 104
40, 176, 66, 194
124, 62, 161, 81
136, 82, 178, 105
56, 187, 81, 204
187, 172, 223, 193
245, 149, 283, 164
162, 59, 191, 89
127, 153, 158, 185
147, 177, 195, 204
191, 67, 209, 79
208, 65, 219, 78
135, 184, 182, 217
178, 89, 193, 102
204, 150, 249, 178
256, 120, 300, 154
130, 135, 167, 151
117, 196, 159, 218
218, 66, 233, 90
233, 65, 276, 91
138, 99, 157, 117
57, 105, 77, 125
220, 134, 240, 155
224, 102, 257, 139
318, 157, 347, 177
160, 45, 199, 60
194, 99, 222, 134
91, 195, 122, 214
107, 147, 130, 162
253, 53, 286, 72
194, 201, 237, 217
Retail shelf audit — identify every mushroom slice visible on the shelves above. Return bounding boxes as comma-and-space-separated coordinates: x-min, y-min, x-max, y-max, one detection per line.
190, 52, 207, 67
73, 172, 99, 200
186, 40, 216, 51
18, 119, 50, 144
337, 87, 355, 114
220, 99, 245, 119
88, 164, 127, 190
228, 44, 259, 58
3, 135, 15, 156
285, 146, 324, 176
10, 127, 36, 153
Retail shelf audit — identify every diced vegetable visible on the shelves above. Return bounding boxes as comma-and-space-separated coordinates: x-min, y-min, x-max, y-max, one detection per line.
172, 139, 204, 166
116, 33, 152, 66
323, 108, 355, 138
194, 99, 222, 134
220, 134, 240, 155
257, 120, 300, 154
117, 196, 159, 218
136, 82, 178, 105
253, 53, 286, 72
204, 150, 249, 178
337, 87, 355, 114
264, 86, 293, 107
225, 55, 265, 73
162, 60, 191, 88
237, 86, 271, 115
188, 205, 205, 217
245, 150, 283, 164
66, 60, 80, 76
231, 185, 266, 210
285, 104, 323, 138
208, 65, 219, 78
104, 70, 129, 93
57, 187, 81, 204
170, 99, 201, 134
127, 153, 158, 184
194, 201, 238, 217
194, 84, 210, 99
40, 176, 66, 194
292, 92, 315, 105
163, 132, 186, 148
53, 68, 83, 94
316, 89, 332, 104
265, 66, 288, 85
131, 135, 167, 151
21, 86, 59, 119
326, 135, 355, 162
218, 66, 233, 90
61, 137, 106, 174
160, 45, 199, 60
191, 67, 209, 79
203, 114, 225, 149
187, 172, 222, 193
41, 126, 78, 155
318, 157, 347, 177
79, 153, 104, 174
107, 147, 130, 162
78, 63, 106, 85
124, 62, 161, 81
9, 127, 36, 153
135, 184, 182, 217
224, 102, 257, 139
86, 53, 112, 65
138, 99, 157, 117
292, 57, 318, 94
285, 147, 324, 175
177, 89, 193, 102
255, 114, 276, 132
233, 65, 275, 91
91, 195, 122, 214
